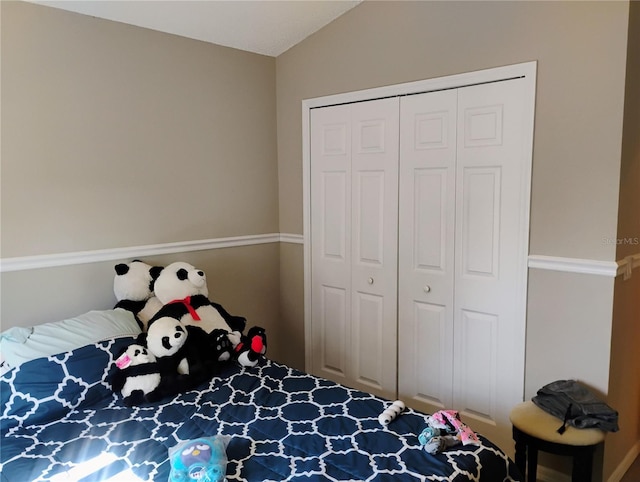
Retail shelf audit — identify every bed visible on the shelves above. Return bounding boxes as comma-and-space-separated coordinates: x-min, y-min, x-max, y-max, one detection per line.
1, 309, 523, 481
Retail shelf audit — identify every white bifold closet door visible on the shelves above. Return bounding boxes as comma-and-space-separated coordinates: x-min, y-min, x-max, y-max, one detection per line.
398, 78, 528, 450
310, 98, 399, 400
310, 77, 529, 451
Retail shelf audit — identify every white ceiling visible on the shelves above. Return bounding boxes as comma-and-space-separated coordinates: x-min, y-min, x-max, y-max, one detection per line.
30, 0, 362, 57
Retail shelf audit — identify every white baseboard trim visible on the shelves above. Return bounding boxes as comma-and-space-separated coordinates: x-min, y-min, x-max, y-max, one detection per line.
537, 465, 571, 482
0, 233, 304, 273
607, 440, 640, 482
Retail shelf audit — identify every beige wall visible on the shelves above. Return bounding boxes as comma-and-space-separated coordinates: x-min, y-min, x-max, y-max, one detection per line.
1, 2, 287, 362
278, 242, 305, 369
607, 1, 640, 479
525, 270, 615, 398
276, 1, 631, 479
1, 1, 278, 257
277, 0, 628, 260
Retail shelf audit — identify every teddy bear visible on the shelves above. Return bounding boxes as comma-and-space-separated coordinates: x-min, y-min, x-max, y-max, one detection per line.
109, 343, 163, 406
150, 261, 267, 367
113, 259, 163, 331
139, 316, 223, 387
152, 261, 246, 335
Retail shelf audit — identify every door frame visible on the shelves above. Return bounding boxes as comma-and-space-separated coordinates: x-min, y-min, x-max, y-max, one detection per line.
302, 61, 537, 378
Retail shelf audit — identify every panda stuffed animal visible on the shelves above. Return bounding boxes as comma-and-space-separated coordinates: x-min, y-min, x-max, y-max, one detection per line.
152, 262, 246, 351
141, 316, 221, 386
113, 260, 163, 331
151, 262, 267, 367
110, 343, 163, 406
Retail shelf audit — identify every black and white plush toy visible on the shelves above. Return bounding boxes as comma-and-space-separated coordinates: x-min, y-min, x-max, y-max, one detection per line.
141, 316, 221, 385
234, 326, 268, 368
110, 343, 163, 406
113, 260, 163, 331
151, 262, 267, 367
152, 262, 246, 336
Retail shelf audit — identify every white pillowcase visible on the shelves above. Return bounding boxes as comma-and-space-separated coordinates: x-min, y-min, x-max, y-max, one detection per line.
0, 309, 140, 370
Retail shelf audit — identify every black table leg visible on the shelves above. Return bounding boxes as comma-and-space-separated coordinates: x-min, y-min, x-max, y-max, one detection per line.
527, 445, 538, 482
572, 447, 594, 482
513, 427, 527, 477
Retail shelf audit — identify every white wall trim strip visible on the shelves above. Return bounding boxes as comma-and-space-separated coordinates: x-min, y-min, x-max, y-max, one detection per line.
0, 239, 631, 276
279, 233, 304, 244
0, 233, 303, 273
528, 252, 640, 278
528, 255, 619, 277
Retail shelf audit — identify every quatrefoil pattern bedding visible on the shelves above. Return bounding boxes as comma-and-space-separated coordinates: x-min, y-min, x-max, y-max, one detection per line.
1, 337, 522, 481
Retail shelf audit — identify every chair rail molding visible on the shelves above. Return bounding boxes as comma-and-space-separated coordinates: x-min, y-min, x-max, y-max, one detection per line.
528, 253, 640, 278
528, 255, 619, 277
0, 233, 304, 273
2, 241, 634, 278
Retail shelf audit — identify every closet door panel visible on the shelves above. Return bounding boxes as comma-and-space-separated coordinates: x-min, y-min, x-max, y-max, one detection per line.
351, 98, 399, 399
403, 301, 449, 407
353, 291, 385, 388
398, 90, 457, 412
318, 286, 348, 376
454, 79, 528, 451
457, 310, 497, 417
355, 171, 385, 264
310, 105, 352, 384
461, 167, 501, 278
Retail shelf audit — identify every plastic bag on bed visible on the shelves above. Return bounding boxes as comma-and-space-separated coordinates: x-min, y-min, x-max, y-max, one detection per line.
168, 435, 230, 482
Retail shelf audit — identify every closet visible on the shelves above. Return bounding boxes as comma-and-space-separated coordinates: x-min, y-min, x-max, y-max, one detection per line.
305, 64, 535, 451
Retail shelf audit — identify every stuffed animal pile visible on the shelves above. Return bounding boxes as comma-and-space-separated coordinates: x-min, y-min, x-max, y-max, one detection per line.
110, 260, 267, 405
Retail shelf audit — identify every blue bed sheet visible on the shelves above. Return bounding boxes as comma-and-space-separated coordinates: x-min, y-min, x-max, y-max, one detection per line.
1, 337, 522, 481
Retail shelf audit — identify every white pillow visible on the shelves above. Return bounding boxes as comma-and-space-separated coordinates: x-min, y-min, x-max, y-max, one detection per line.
0, 309, 140, 370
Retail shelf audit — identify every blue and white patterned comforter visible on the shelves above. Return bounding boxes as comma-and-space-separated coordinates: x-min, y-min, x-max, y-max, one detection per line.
1, 337, 522, 481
